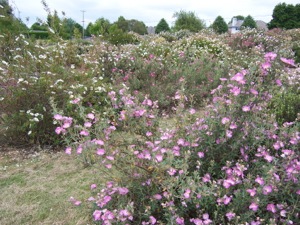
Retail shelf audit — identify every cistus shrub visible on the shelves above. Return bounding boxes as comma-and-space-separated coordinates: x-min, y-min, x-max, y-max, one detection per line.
58, 51, 299, 224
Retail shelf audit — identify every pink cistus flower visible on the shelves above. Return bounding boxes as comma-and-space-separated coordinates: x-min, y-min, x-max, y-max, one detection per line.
226, 212, 236, 221
266, 203, 276, 213
176, 217, 184, 224
242, 105, 250, 112
280, 57, 296, 67
249, 202, 258, 211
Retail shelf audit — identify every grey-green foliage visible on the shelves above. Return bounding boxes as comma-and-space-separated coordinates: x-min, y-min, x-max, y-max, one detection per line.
173, 10, 206, 32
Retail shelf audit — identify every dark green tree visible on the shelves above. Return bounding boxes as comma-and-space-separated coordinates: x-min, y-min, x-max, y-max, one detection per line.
173, 10, 205, 32
115, 16, 128, 32
268, 3, 300, 29
155, 18, 170, 33
212, 16, 228, 34
128, 19, 147, 34
241, 15, 257, 29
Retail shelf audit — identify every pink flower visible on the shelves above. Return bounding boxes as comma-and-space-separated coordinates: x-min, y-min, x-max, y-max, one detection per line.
189, 108, 196, 114
93, 210, 102, 221
263, 185, 273, 195
155, 154, 163, 162
223, 178, 235, 188
280, 57, 296, 67
183, 189, 191, 199
84, 121, 92, 127
242, 105, 250, 112
71, 98, 80, 104
176, 217, 184, 224
118, 187, 129, 195
261, 61, 271, 70
55, 126, 65, 135
149, 216, 157, 224
264, 52, 277, 61
230, 86, 241, 96
94, 139, 104, 145
247, 188, 257, 197
221, 117, 230, 124
76, 146, 83, 154
231, 71, 246, 84
223, 195, 232, 205
90, 184, 97, 190
54, 114, 63, 120
65, 147, 72, 155
62, 121, 72, 128
255, 176, 264, 185
80, 130, 89, 136
167, 168, 177, 176
275, 79, 282, 86
146, 131, 153, 136
198, 152, 205, 158
87, 113, 95, 120
226, 212, 236, 221
249, 202, 258, 211
266, 203, 276, 213
153, 194, 162, 200
230, 122, 237, 129
202, 173, 211, 183
177, 138, 185, 146
96, 148, 105, 155
250, 88, 258, 95
226, 130, 233, 138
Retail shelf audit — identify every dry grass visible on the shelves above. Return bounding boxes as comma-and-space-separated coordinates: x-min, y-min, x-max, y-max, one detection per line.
0, 147, 101, 225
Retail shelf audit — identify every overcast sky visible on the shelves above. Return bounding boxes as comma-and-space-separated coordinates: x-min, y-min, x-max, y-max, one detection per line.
10, 0, 300, 28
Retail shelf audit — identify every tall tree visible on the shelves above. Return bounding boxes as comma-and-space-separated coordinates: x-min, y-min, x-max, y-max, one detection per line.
155, 18, 170, 33
241, 15, 257, 29
115, 16, 128, 32
212, 16, 228, 34
268, 3, 300, 29
128, 19, 147, 34
173, 10, 205, 32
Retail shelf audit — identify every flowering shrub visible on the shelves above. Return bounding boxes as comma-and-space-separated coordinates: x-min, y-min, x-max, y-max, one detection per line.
55, 50, 299, 224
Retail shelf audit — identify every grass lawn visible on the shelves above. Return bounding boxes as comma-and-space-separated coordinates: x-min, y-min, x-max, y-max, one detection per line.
0, 146, 100, 225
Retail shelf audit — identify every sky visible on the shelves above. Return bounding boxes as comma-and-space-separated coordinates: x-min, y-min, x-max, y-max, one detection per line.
9, 0, 300, 28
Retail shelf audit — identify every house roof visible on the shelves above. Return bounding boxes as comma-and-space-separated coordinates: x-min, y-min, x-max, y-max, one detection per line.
255, 20, 268, 30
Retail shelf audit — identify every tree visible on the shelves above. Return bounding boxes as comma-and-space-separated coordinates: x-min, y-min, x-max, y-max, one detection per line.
128, 19, 147, 34
114, 17, 147, 35
173, 10, 205, 32
241, 15, 257, 29
155, 18, 170, 33
268, 3, 300, 29
115, 16, 128, 32
89, 17, 111, 36
0, 0, 28, 34
212, 16, 228, 34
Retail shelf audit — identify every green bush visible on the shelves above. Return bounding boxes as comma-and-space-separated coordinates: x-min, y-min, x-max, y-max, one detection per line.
269, 89, 300, 125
